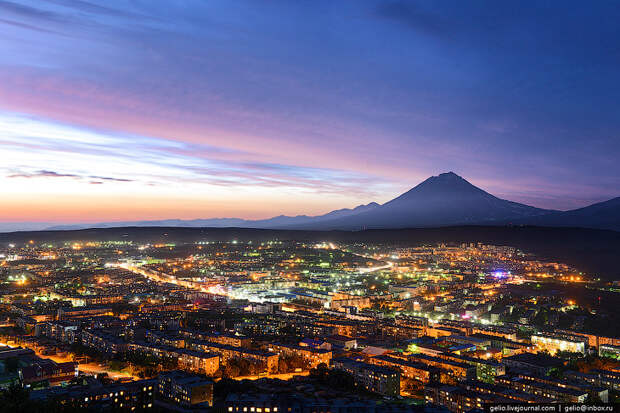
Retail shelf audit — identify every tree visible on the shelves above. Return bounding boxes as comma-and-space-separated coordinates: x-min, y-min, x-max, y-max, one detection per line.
531, 309, 549, 328
4, 357, 19, 373
109, 359, 127, 372
111, 303, 137, 316
214, 378, 257, 400
0, 383, 29, 409
161, 356, 178, 370
587, 393, 603, 404
224, 363, 240, 378
278, 358, 290, 374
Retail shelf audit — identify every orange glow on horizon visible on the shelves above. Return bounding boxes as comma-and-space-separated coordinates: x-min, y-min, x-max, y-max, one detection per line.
0, 192, 352, 223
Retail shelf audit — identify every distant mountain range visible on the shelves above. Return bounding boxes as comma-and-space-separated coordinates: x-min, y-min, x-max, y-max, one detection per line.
37, 172, 619, 232
46, 201, 382, 231
512, 196, 620, 231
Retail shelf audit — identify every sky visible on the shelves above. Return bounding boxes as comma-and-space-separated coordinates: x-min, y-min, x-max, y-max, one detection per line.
1, 0, 619, 226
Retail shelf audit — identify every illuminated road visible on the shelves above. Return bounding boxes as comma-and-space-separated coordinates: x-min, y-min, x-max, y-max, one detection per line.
112, 262, 224, 295
40, 353, 137, 380
77, 362, 137, 380
358, 262, 393, 274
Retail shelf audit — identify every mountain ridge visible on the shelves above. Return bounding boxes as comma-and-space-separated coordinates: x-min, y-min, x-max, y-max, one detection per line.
513, 196, 620, 231
284, 172, 554, 230
35, 172, 620, 232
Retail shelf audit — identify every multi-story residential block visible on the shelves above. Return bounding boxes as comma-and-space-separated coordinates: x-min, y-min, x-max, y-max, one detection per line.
158, 370, 214, 407
30, 378, 156, 410
145, 330, 185, 348
370, 355, 441, 384
599, 344, 620, 359
176, 349, 220, 375
531, 333, 586, 355
267, 343, 332, 368
438, 353, 505, 384
57, 306, 113, 320
80, 329, 127, 354
19, 359, 78, 388
496, 375, 589, 403
187, 340, 279, 373
424, 384, 510, 413
409, 354, 476, 381
34, 321, 78, 343
180, 329, 251, 347
333, 357, 401, 396
502, 353, 564, 376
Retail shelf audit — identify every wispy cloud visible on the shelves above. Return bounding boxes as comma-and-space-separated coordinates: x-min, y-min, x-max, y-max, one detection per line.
89, 175, 133, 182
0, 111, 391, 199
7, 168, 135, 185
8, 169, 79, 179
0, 1, 64, 22
0, 17, 64, 35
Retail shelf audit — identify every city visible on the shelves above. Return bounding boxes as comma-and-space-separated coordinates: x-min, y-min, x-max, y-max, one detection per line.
1, 1, 620, 412
0, 236, 618, 411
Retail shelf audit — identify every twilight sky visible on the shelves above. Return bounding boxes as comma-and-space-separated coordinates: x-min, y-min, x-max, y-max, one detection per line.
1, 0, 619, 224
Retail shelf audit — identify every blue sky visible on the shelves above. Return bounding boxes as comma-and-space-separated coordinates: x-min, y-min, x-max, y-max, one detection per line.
1, 0, 619, 223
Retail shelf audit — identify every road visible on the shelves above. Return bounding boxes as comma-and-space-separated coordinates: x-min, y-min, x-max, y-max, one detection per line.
114, 262, 215, 292
358, 262, 393, 274
78, 363, 137, 380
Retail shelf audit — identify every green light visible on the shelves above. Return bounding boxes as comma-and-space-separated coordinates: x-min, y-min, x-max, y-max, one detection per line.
407, 343, 419, 353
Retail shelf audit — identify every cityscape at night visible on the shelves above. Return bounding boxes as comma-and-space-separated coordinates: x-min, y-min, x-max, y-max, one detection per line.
0, 232, 619, 412
1, 1, 620, 412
